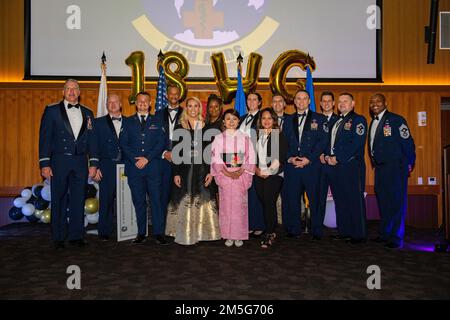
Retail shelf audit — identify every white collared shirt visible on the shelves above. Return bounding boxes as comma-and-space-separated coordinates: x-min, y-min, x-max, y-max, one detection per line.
239, 110, 258, 136
297, 109, 309, 144
167, 105, 179, 140
64, 100, 83, 139
330, 113, 348, 155
110, 114, 122, 138
257, 132, 270, 172
370, 109, 387, 152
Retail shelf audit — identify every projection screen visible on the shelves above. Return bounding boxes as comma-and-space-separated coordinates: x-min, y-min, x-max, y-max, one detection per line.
25, 0, 382, 81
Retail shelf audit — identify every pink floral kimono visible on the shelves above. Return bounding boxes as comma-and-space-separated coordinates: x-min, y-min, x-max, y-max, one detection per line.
210, 130, 256, 240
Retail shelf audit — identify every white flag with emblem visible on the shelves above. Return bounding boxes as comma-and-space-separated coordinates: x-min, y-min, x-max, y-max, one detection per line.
96, 53, 108, 117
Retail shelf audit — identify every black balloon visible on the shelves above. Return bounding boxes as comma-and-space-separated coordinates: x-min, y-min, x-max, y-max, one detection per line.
9, 207, 24, 221
33, 186, 44, 198
85, 184, 97, 199
26, 196, 37, 204
34, 196, 50, 210
26, 215, 39, 223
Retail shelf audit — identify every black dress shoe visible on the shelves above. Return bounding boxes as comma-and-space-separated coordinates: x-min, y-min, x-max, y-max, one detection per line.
250, 231, 263, 238
385, 242, 402, 249
331, 235, 351, 241
155, 235, 171, 245
286, 233, 301, 239
132, 235, 147, 244
370, 236, 387, 243
54, 241, 65, 250
69, 239, 88, 247
98, 235, 110, 241
347, 238, 367, 244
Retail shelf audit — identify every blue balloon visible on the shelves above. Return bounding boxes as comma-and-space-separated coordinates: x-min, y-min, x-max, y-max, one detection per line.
25, 214, 39, 223
9, 207, 24, 221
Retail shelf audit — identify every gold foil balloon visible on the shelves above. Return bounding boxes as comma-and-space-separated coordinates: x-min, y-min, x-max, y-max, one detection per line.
125, 51, 145, 105
40, 209, 51, 224
269, 50, 316, 105
211, 52, 262, 104
34, 209, 44, 219
84, 198, 99, 214
157, 51, 189, 103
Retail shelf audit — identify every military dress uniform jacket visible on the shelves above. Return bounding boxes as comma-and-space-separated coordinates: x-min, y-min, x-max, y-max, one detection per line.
326, 111, 367, 163
283, 111, 328, 164
39, 101, 98, 168
93, 115, 123, 162
368, 111, 416, 167
119, 114, 166, 177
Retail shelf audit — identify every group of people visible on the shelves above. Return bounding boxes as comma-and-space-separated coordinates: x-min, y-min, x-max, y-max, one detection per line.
38, 79, 416, 250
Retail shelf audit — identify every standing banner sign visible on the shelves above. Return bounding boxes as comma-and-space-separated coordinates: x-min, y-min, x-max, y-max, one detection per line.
116, 164, 148, 241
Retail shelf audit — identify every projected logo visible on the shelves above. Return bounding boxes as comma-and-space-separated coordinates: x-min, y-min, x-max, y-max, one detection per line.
133, 0, 279, 65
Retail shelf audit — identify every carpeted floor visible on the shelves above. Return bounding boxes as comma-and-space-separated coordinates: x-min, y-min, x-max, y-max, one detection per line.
0, 222, 449, 300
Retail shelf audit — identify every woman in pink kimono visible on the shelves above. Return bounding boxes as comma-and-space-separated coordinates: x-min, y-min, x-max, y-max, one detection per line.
210, 109, 256, 247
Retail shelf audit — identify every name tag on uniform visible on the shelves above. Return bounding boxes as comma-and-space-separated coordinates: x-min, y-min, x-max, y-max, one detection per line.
310, 120, 318, 130
149, 125, 159, 130
383, 125, 392, 137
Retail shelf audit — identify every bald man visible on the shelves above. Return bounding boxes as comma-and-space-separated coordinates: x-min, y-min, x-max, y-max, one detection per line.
93, 93, 124, 241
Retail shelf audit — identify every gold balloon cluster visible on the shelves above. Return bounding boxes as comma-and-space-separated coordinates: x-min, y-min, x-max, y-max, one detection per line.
84, 198, 99, 214
125, 49, 316, 107
35, 208, 51, 223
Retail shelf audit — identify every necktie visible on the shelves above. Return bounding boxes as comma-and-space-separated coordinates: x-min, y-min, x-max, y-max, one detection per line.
298, 113, 306, 127
140, 115, 146, 129
68, 103, 79, 109
245, 114, 254, 126
112, 117, 121, 122
168, 108, 178, 124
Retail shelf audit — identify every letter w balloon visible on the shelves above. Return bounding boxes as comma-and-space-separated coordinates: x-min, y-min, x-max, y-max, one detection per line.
211, 52, 262, 104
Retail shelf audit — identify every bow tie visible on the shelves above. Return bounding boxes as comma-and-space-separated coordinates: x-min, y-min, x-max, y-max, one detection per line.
68, 103, 79, 109
111, 117, 122, 122
339, 115, 345, 120
373, 115, 380, 121
279, 116, 284, 120
298, 113, 306, 117
168, 108, 179, 113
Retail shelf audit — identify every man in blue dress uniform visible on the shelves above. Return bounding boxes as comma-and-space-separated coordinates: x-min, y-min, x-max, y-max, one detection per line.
368, 93, 416, 249
315, 91, 340, 240
39, 79, 98, 249
325, 93, 368, 244
155, 85, 183, 218
120, 92, 169, 245
92, 93, 123, 241
283, 90, 328, 239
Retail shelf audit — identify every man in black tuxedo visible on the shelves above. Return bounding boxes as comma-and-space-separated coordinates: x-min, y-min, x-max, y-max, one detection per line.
271, 94, 288, 131
155, 85, 183, 217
